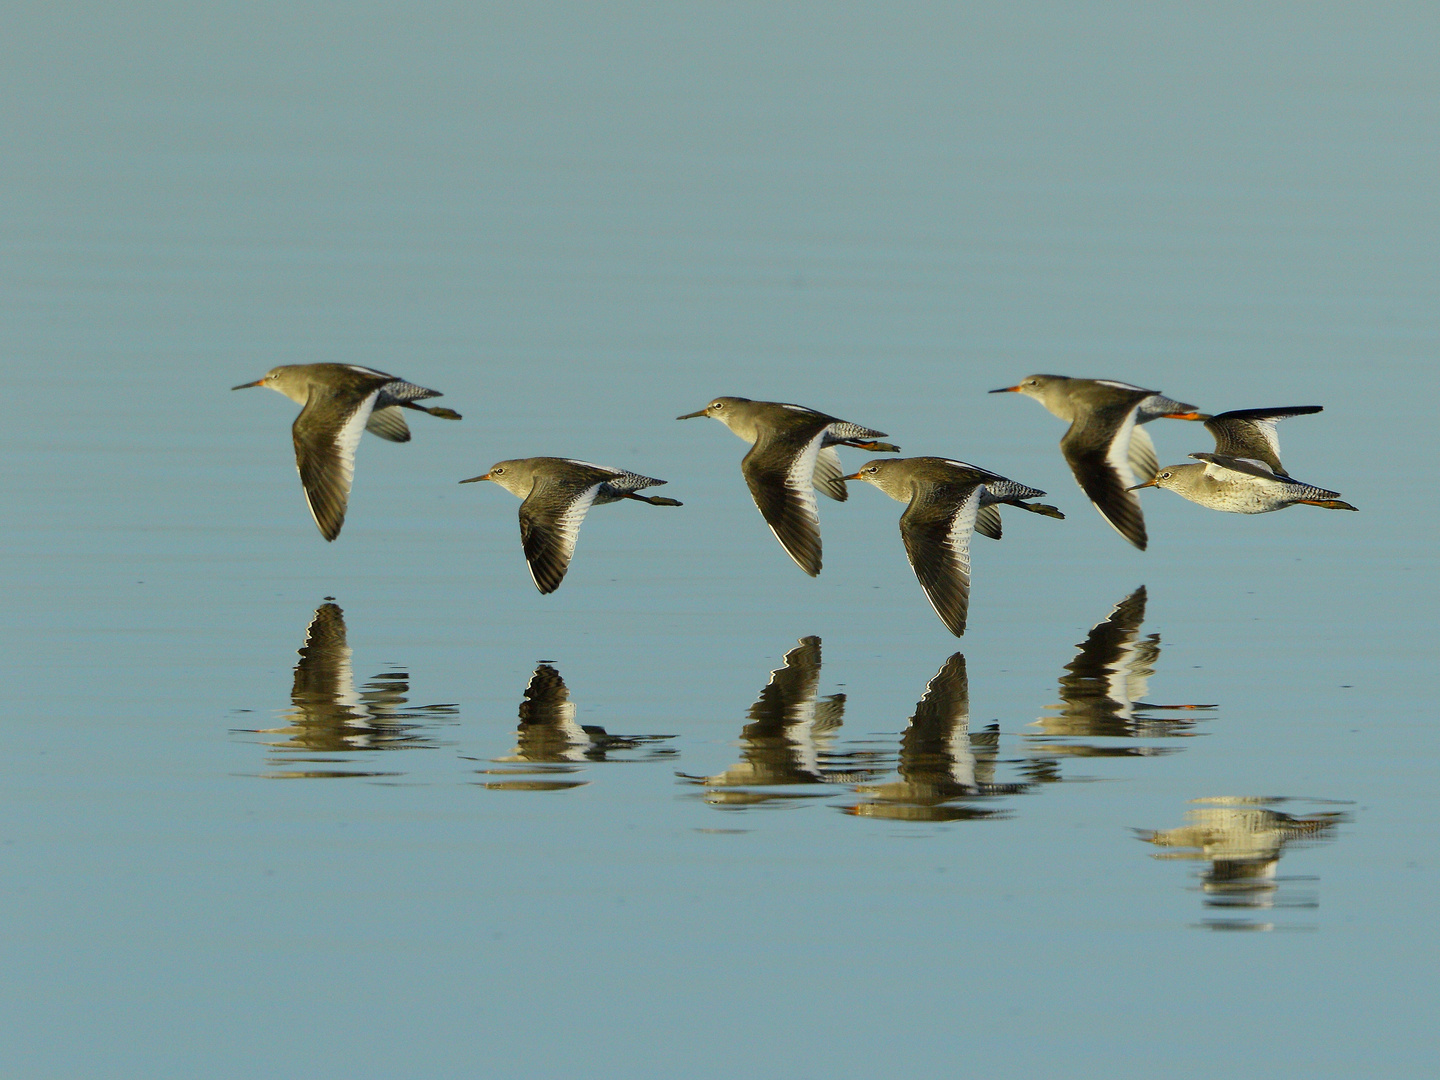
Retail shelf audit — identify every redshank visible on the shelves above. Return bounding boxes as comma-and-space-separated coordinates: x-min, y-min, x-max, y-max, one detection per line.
845, 457, 1064, 636
990, 375, 1206, 550
460, 457, 682, 593
1131, 406, 1358, 513
232, 363, 461, 541
677, 396, 899, 576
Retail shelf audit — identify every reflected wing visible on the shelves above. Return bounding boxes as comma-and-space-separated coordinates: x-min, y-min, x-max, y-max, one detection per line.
748, 636, 824, 729
1058, 586, 1153, 718
899, 484, 982, 636
291, 602, 355, 707
910, 653, 970, 737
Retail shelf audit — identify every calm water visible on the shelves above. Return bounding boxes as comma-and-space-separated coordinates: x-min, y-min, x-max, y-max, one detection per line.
4, 3, 1438, 1077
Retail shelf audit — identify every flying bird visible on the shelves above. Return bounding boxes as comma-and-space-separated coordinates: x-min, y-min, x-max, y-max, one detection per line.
991, 375, 1206, 550
678, 396, 898, 575
1131, 406, 1357, 513
233, 363, 460, 540
846, 457, 1063, 636
461, 457, 682, 593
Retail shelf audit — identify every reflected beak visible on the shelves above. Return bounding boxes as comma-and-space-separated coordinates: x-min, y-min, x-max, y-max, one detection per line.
231, 378, 265, 390
459, 472, 492, 484
1128, 478, 1158, 491
676, 409, 708, 420
989, 385, 1022, 394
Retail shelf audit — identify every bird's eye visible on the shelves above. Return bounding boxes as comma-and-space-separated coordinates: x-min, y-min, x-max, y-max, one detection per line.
866, 465, 879, 473
712, 402, 724, 410
493, 467, 504, 475
1160, 471, 1171, 480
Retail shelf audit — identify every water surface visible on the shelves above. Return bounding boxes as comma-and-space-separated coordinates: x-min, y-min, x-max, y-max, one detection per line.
3, 3, 1437, 1077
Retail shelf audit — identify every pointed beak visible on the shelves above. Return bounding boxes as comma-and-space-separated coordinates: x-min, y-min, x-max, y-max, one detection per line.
231, 379, 265, 390
676, 409, 708, 420
459, 472, 492, 484
1128, 478, 1158, 491
989, 385, 1022, 394
841, 471, 864, 481
1162, 411, 1209, 421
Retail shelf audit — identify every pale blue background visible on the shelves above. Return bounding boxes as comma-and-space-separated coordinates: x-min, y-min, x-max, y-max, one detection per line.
2, 3, 1437, 1077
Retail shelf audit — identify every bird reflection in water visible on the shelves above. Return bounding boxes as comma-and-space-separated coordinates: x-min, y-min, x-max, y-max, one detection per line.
1138, 797, 1348, 931
250, 602, 458, 778
679, 636, 887, 807
1024, 586, 1216, 781
477, 663, 675, 791
846, 653, 1031, 822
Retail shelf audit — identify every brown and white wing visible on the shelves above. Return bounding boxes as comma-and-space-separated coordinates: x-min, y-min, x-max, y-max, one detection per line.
1127, 424, 1159, 483
364, 405, 412, 443
1060, 407, 1148, 550
517, 476, 605, 594
911, 652, 970, 736
292, 386, 382, 541
899, 484, 983, 637
1191, 452, 1282, 481
290, 602, 356, 708
974, 504, 1003, 540
1204, 406, 1322, 475
812, 446, 848, 502
741, 424, 827, 576
747, 636, 824, 730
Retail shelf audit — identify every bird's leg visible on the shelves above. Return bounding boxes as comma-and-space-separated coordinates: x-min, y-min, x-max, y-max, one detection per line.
625, 493, 684, 507
1299, 499, 1359, 511
841, 439, 901, 453
399, 401, 463, 420
1007, 498, 1065, 520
